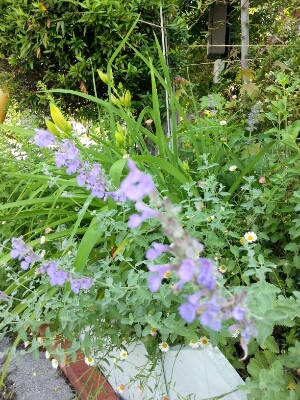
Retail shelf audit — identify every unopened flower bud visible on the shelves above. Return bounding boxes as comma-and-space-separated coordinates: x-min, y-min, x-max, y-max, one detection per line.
97, 70, 108, 84
124, 90, 131, 108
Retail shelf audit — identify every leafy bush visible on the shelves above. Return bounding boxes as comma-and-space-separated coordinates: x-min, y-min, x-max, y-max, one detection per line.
0, 0, 188, 114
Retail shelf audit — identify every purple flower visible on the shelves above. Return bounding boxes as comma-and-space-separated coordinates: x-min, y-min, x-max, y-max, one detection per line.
148, 274, 162, 292
11, 237, 41, 270
178, 291, 203, 323
55, 140, 81, 175
179, 302, 196, 323
241, 324, 258, 345
178, 259, 195, 285
246, 101, 262, 132
11, 237, 29, 260
117, 160, 156, 201
0, 291, 9, 302
70, 278, 93, 294
197, 258, 216, 290
198, 295, 223, 331
147, 264, 173, 292
42, 261, 70, 286
49, 270, 70, 286
40, 261, 56, 274
233, 306, 246, 322
128, 202, 160, 229
34, 130, 55, 148
146, 242, 170, 260
200, 310, 222, 331
76, 162, 109, 199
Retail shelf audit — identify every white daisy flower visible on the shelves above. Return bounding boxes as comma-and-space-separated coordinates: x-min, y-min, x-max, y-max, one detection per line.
117, 384, 126, 393
159, 342, 169, 352
219, 120, 227, 126
84, 356, 95, 367
207, 216, 215, 222
149, 327, 157, 336
218, 265, 227, 274
220, 206, 225, 212
51, 359, 59, 369
122, 154, 130, 159
24, 341, 30, 348
244, 231, 257, 243
199, 337, 210, 348
189, 340, 200, 349
229, 165, 237, 171
120, 350, 128, 360
37, 337, 43, 344
40, 236, 46, 244
45, 351, 50, 359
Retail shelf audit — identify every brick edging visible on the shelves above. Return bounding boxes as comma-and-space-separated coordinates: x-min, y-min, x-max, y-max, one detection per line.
60, 350, 118, 400
39, 326, 118, 400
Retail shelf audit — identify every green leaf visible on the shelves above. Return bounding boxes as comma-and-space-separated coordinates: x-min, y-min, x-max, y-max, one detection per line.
263, 336, 279, 353
73, 218, 104, 273
257, 322, 274, 345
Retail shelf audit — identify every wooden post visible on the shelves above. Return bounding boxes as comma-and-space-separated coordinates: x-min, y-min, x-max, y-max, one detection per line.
241, 0, 250, 73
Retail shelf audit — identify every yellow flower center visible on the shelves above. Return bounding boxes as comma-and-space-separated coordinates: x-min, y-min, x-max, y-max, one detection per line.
161, 343, 168, 348
87, 357, 93, 363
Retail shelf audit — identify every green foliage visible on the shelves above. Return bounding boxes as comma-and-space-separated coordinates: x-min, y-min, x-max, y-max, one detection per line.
0, 0, 188, 114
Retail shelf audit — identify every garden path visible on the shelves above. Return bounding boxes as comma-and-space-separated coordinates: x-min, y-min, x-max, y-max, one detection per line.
0, 337, 75, 400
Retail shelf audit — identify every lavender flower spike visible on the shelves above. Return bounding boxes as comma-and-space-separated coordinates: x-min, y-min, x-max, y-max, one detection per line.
70, 278, 93, 294
11, 237, 41, 270
117, 160, 156, 201
34, 129, 55, 148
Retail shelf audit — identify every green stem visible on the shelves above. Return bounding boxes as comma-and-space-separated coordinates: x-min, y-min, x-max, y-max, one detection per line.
0, 335, 21, 389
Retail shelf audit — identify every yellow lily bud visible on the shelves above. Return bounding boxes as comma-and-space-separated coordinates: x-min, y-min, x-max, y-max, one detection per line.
115, 131, 124, 145
49, 103, 71, 132
183, 161, 190, 173
124, 90, 131, 108
110, 94, 119, 106
97, 70, 108, 84
45, 119, 61, 136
